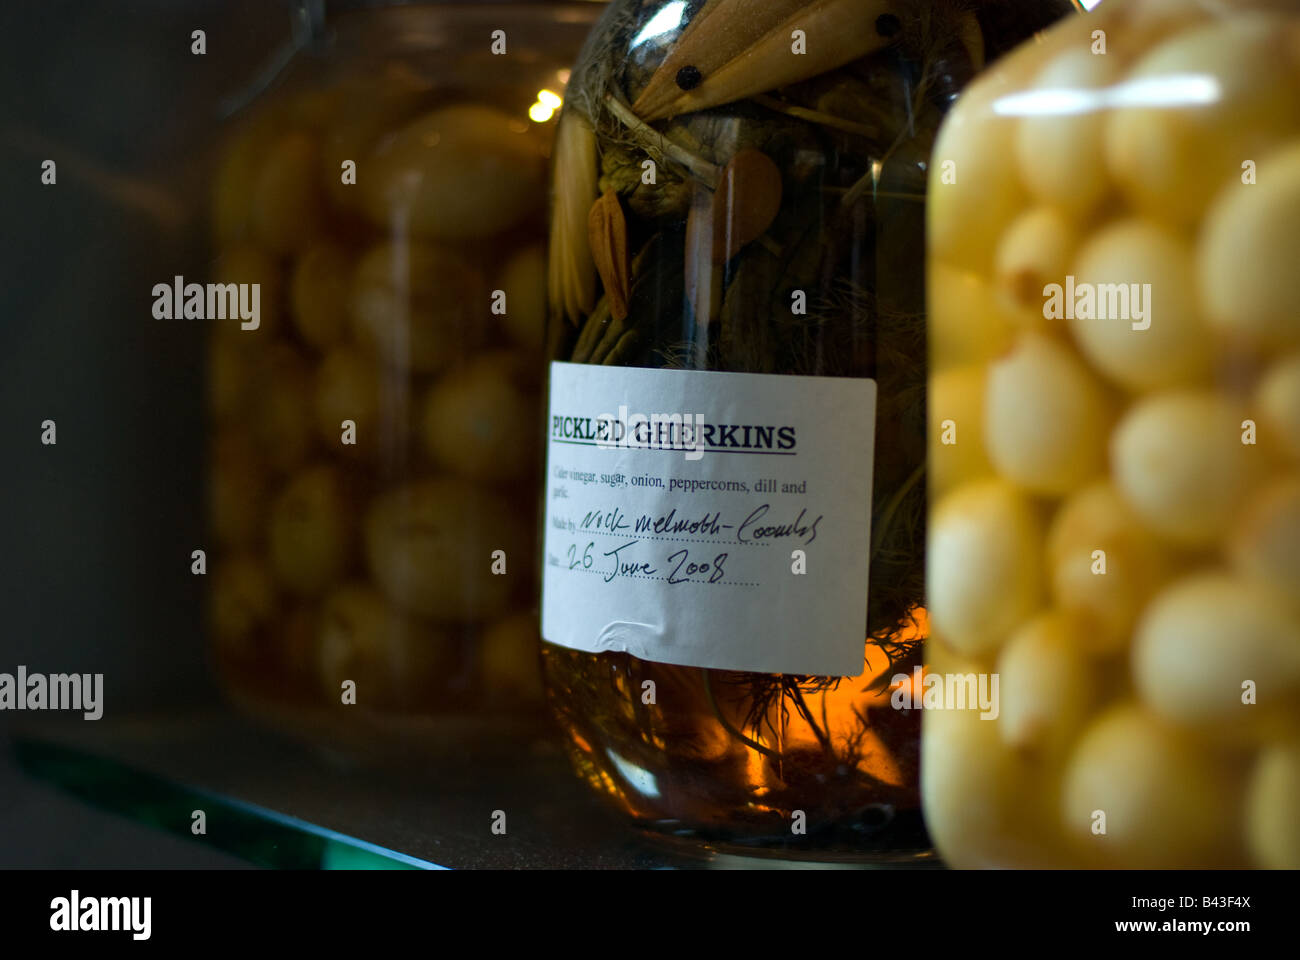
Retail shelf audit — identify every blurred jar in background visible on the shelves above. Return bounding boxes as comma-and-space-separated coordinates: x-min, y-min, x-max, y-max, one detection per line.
205, 2, 600, 743
924, 0, 1300, 868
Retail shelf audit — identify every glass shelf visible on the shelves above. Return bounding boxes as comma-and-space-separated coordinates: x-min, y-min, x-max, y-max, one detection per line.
10, 710, 939, 869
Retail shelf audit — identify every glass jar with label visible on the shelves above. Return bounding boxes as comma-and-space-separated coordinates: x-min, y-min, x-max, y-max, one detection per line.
205, 2, 600, 747
924, 0, 1300, 868
540, 0, 1076, 852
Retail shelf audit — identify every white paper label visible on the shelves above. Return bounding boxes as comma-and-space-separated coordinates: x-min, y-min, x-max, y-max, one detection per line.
541, 362, 876, 677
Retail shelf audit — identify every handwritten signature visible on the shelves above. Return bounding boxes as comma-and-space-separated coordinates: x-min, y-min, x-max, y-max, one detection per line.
577, 503, 821, 546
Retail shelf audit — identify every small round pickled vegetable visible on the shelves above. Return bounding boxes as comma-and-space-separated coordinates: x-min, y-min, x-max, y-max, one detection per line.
996, 612, 1094, 756
210, 555, 276, 661
922, 691, 1069, 869
364, 478, 524, 622
318, 78, 430, 213
361, 105, 546, 241
250, 345, 315, 474
314, 347, 380, 452
350, 241, 486, 374
1069, 219, 1209, 391
481, 612, 545, 707
993, 207, 1078, 328
929, 104, 1024, 274
268, 465, 354, 598
250, 131, 329, 254
1016, 48, 1118, 218
1105, 16, 1297, 228
421, 353, 538, 483
1246, 741, 1300, 869
928, 263, 1014, 370
985, 332, 1111, 495
212, 131, 260, 244
317, 583, 453, 710
1046, 482, 1169, 654
290, 241, 352, 351
1133, 572, 1300, 737
929, 479, 1043, 658
209, 432, 266, 550
498, 244, 546, 351
1257, 353, 1300, 461
928, 364, 993, 498
212, 110, 285, 243
1112, 391, 1259, 546
213, 244, 282, 339
1199, 141, 1300, 346
1061, 704, 1243, 868
1229, 477, 1300, 602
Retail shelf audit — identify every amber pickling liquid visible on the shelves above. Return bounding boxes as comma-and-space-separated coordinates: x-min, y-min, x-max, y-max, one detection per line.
542, 614, 928, 847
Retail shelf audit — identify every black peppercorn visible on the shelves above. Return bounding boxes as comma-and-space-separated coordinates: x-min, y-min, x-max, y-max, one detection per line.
674, 65, 702, 90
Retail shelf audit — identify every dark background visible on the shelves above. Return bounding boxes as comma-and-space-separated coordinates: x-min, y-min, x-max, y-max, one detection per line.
0, 0, 290, 866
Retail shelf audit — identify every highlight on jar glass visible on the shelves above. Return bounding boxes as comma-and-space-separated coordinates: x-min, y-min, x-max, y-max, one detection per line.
539, 0, 1075, 853
204, 5, 598, 740
924, 0, 1300, 868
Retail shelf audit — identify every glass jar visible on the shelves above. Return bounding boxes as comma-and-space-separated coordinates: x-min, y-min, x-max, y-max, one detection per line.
205, 2, 601, 745
924, 0, 1300, 868
540, 0, 1076, 852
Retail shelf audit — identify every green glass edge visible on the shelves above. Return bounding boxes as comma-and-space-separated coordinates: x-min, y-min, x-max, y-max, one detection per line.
11, 737, 443, 870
